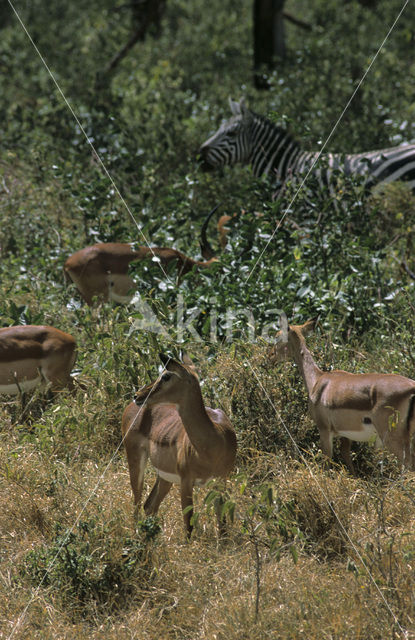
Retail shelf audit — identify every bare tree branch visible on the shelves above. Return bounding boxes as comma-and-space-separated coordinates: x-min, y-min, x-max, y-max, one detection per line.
96, 0, 167, 90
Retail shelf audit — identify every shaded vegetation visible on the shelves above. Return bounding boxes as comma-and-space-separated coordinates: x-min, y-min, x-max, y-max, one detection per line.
1, 0, 415, 638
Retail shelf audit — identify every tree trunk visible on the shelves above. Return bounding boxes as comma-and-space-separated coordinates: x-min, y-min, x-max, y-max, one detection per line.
254, 0, 286, 88
96, 0, 167, 90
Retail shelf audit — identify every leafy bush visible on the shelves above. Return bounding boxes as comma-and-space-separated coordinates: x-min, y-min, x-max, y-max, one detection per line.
21, 516, 161, 619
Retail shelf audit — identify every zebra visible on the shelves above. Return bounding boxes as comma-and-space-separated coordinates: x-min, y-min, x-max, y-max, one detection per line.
199, 98, 415, 193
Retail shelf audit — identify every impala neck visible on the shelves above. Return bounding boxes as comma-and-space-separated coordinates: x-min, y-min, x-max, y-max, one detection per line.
289, 330, 322, 395
176, 386, 220, 454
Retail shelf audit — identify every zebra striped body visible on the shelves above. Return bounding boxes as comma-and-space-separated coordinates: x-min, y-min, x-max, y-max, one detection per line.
199, 98, 415, 191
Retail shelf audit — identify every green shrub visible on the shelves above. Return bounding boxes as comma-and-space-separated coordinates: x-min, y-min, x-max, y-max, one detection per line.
21, 516, 161, 619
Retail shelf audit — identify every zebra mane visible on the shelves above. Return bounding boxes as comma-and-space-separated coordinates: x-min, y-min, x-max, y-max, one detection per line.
254, 111, 300, 144
246, 110, 301, 178
200, 100, 415, 191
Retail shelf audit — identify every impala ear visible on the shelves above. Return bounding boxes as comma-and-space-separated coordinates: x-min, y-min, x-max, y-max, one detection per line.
280, 312, 289, 342
181, 352, 196, 369
159, 353, 172, 367
159, 353, 181, 370
301, 318, 317, 335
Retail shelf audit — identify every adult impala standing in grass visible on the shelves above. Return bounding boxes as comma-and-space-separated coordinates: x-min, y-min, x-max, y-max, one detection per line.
64, 205, 221, 305
121, 354, 237, 538
0, 325, 76, 395
268, 315, 415, 474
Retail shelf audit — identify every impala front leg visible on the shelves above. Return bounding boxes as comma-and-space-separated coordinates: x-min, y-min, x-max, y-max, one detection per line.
125, 446, 148, 516
180, 477, 194, 539
339, 437, 355, 475
214, 492, 227, 537
318, 426, 334, 470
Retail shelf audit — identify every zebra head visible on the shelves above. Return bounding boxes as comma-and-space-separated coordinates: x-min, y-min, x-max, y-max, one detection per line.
199, 98, 254, 171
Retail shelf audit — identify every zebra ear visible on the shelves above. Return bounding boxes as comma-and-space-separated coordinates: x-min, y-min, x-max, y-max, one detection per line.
280, 312, 289, 342
229, 97, 241, 115
239, 98, 252, 122
239, 97, 247, 112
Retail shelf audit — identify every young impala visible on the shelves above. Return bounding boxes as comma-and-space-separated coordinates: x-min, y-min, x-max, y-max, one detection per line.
0, 325, 76, 395
64, 205, 221, 305
121, 354, 237, 538
268, 315, 415, 474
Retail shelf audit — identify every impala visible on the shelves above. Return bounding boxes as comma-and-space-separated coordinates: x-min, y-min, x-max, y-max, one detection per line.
64, 205, 221, 305
0, 325, 76, 395
268, 316, 415, 474
121, 353, 237, 538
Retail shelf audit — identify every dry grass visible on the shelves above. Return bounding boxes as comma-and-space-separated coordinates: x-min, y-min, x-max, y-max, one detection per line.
1, 165, 415, 637
1, 328, 415, 639
2, 417, 415, 639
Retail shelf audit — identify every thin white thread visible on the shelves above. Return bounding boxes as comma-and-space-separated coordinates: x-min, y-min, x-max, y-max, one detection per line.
7, 359, 172, 640
246, 359, 405, 634
246, 0, 411, 282
6, 0, 410, 636
7, 0, 172, 283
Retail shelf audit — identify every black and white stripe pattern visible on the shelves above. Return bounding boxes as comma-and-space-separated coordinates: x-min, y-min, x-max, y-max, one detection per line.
199, 98, 415, 191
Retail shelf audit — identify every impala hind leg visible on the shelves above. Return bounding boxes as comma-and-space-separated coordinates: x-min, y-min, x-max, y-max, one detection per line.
214, 493, 227, 537
42, 349, 76, 392
144, 476, 173, 516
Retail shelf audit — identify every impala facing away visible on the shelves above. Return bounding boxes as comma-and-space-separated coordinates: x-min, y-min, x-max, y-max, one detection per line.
64, 205, 221, 305
268, 316, 415, 474
121, 354, 237, 538
0, 325, 76, 395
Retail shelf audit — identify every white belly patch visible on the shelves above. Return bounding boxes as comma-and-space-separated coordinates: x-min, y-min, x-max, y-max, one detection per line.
155, 469, 210, 486
337, 421, 381, 445
156, 469, 181, 484
109, 290, 134, 304
0, 375, 42, 395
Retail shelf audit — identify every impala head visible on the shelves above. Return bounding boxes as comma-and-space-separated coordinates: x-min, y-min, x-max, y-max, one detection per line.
199, 98, 253, 170
267, 315, 316, 365
135, 353, 199, 407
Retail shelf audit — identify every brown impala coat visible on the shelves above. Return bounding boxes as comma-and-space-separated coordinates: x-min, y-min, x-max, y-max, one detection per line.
64, 204, 221, 305
121, 354, 237, 537
0, 325, 76, 394
269, 319, 415, 473
64, 242, 218, 305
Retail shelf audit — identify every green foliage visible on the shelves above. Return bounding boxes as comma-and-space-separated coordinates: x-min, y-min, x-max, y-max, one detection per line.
2, 0, 415, 342
21, 516, 160, 619
2, 1, 415, 635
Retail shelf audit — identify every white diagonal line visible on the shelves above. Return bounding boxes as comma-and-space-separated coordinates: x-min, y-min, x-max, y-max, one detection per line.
246, 0, 411, 282
6, 357, 174, 640
7, 0, 172, 283
246, 359, 406, 635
